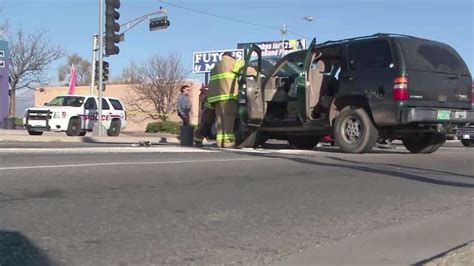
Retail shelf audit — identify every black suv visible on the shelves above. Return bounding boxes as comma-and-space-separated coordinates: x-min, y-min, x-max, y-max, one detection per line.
237, 33, 473, 153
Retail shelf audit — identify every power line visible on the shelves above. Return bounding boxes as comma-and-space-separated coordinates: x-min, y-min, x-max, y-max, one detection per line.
157, 0, 306, 38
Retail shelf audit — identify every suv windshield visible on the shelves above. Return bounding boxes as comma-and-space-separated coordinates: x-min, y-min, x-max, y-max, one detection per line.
251, 56, 304, 77
398, 38, 470, 75
47, 96, 85, 107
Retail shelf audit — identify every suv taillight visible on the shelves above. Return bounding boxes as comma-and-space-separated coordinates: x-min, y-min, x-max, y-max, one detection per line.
393, 76, 409, 101
124, 111, 127, 120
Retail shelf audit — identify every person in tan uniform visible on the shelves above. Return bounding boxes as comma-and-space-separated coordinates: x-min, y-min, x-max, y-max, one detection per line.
203, 52, 256, 148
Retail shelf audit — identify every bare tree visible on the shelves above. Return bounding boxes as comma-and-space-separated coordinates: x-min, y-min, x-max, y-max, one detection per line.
58, 53, 92, 86
0, 8, 7, 39
125, 54, 188, 122
8, 28, 64, 117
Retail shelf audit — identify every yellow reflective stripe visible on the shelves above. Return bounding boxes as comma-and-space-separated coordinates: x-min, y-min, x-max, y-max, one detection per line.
210, 72, 236, 81
233, 60, 245, 73
216, 133, 235, 141
207, 94, 237, 103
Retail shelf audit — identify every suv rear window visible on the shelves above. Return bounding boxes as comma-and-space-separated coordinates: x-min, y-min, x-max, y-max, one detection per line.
397, 38, 469, 75
109, 99, 124, 110
348, 40, 393, 71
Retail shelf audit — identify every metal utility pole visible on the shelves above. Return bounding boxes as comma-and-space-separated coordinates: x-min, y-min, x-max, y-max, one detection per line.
90, 34, 99, 95
281, 24, 288, 57
93, 0, 105, 136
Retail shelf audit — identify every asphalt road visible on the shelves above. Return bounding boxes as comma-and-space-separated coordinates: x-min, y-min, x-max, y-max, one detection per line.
0, 144, 473, 265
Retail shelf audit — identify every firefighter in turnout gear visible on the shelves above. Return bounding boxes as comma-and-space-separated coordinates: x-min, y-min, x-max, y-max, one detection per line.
206, 52, 257, 148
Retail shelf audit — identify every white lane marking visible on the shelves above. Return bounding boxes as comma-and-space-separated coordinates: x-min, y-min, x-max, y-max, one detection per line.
0, 147, 216, 154
0, 158, 276, 171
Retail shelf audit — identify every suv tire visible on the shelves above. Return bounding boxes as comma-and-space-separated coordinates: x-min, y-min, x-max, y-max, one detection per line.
66, 118, 82, 136
107, 119, 121, 137
402, 134, 445, 154
334, 106, 378, 153
460, 139, 474, 147
28, 131, 43, 136
288, 136, 319, 149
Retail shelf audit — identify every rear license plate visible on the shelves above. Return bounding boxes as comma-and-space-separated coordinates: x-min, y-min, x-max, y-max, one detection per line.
437, 110, 451, 120
464, 134, 471, 139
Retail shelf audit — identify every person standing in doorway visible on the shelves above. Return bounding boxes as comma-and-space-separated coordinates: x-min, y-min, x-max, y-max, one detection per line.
177, 85, 191, 126
206, 52, 256, 148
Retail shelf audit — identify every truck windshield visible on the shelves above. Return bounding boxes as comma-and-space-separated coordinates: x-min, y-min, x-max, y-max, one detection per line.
47, 96, 85, 107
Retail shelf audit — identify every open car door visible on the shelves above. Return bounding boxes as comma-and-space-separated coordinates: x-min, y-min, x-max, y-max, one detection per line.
297, 38, 323, 122
238, 44, 264, 127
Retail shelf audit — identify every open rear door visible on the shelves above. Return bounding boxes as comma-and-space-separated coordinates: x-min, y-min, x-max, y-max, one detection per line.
238, 44, 264, 127
297, 38, 322, 122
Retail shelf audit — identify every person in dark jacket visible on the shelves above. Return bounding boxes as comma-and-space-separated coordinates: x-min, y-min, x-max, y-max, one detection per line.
177, 85, 191, 126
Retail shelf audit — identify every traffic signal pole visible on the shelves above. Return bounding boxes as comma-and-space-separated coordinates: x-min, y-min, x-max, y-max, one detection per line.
90, 34, 98, 96
93, 0, 105, 136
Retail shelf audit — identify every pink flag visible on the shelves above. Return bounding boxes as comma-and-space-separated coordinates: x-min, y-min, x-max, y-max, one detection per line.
68, 64, 76, 95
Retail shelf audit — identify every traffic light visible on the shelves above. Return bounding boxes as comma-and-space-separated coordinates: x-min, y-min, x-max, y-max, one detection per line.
94, 61, 109, 82
105, 0, 120, 56
102, 61, 109, 82
149, 16, 170, 31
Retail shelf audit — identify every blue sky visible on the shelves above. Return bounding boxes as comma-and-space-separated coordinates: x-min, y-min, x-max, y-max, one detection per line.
1, 0, 473, 84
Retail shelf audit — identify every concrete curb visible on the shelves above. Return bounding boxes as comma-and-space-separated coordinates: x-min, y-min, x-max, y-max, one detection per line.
0, 131, 180, 145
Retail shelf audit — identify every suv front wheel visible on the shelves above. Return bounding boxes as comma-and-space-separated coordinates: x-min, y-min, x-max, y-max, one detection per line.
66, 118, 82, 136
334, 106, 378, 153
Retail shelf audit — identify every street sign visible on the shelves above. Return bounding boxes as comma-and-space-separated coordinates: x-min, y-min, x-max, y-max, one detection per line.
193, 49, 243, 74
237, 39, 306, 57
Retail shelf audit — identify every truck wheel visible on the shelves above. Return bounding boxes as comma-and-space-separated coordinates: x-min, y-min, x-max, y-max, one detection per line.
28, 131, 43, 136
402, 134, 445, 154
107, 119, 121, 137
79, 131, 87, 136
334, 106, 378, 153
66, 118, 81, 136
461, 139, 474, 147
288, 136, 319, 149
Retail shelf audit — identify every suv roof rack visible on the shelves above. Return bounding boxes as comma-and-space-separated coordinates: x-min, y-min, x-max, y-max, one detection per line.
317, 33, 422, 47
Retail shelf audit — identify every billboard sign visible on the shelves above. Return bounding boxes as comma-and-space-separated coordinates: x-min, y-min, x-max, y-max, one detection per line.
237, 39, 306, 58
193, 49, 243, 74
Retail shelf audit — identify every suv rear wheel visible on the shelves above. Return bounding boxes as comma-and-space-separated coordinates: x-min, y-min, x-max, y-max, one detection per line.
66, 118, 81, 136
334, 106, 378, 153
402, 133, 445, 154
107, 119, 121, 137
460, 139, 474, 147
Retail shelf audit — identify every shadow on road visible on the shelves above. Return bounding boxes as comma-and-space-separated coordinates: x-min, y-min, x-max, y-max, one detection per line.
326, 156, 474, 179
0, 230, 57, 266
219, 148, 474, 189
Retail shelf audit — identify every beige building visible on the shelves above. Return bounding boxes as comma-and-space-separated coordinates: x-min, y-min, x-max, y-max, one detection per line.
34, 82, 202, 132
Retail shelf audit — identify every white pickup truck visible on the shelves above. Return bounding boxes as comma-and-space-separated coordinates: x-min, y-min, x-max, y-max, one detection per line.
23, 95, 127, 136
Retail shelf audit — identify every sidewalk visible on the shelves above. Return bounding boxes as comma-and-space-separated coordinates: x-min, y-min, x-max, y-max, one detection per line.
0, 129, 180, 145
277, 205, 473, 265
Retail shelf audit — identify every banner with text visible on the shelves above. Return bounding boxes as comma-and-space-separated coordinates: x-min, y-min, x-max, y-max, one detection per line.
193, 49, 244, 74
237, 39, 306, 58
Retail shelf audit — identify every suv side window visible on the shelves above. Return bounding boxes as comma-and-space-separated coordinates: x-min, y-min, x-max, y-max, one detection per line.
102, 99, 110, 110
84, 98, 97, 110
348, 40, 393, 71
109, 99, 124, 110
